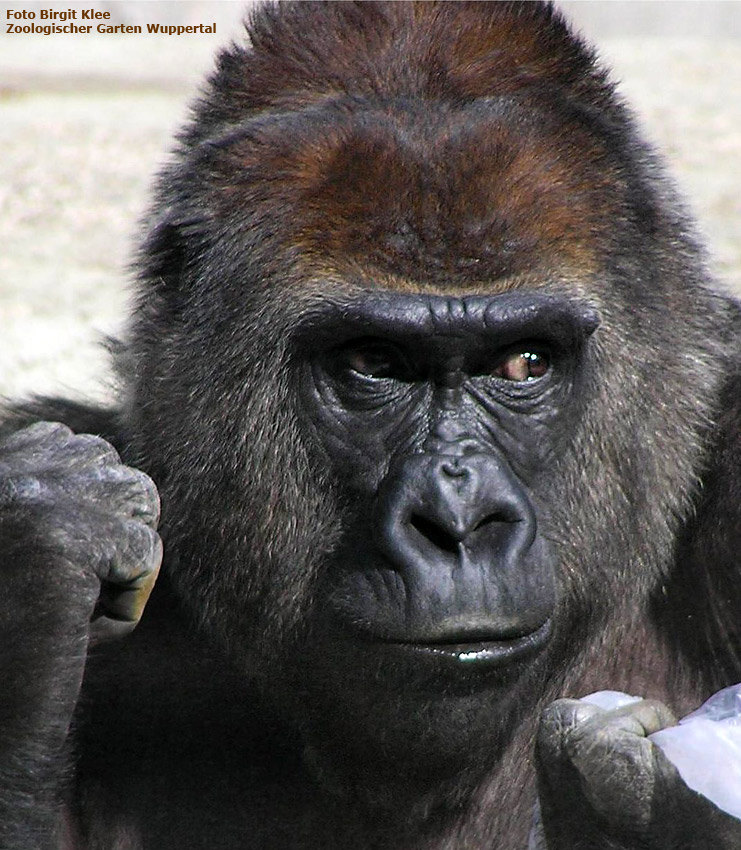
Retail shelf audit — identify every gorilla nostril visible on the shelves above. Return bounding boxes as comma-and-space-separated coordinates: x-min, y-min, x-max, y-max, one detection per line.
410, 514, 460, 555
472, 512, 518, 533
473, 514, 498, 534
440, 461, 468, 479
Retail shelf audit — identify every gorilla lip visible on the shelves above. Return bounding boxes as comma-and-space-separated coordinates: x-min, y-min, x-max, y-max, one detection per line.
384, 619, 552, 668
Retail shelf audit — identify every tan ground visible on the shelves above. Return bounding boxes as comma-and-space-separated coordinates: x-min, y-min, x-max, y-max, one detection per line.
1, 8, 739, 403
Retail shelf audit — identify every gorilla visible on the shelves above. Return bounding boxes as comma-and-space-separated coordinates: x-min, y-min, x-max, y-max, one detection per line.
1, 2, 740, 848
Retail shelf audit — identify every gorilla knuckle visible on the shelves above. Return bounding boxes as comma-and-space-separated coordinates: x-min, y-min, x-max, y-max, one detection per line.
65, 432, 122, 466
0, 473, 49, 508
543, 698, 597, 728
2, 420, 73, 449
628, 699, 678, 735
88, 464, 161, 526
114, 520, 162, 580
125, 468, 161, 527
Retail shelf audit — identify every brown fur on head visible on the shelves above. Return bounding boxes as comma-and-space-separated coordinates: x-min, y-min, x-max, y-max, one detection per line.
171, 2, 631, 288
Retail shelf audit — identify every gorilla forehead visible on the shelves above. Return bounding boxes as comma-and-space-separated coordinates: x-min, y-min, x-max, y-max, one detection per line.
209, 97, 625, 286
296, 290, 599, 349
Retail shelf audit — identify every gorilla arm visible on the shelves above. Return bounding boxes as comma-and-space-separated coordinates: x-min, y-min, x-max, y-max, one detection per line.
0, 422, 161, 849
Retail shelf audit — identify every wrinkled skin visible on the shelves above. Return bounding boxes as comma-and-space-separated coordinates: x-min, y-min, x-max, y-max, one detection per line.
533, 700, 741, 849
0, 423, 161, 845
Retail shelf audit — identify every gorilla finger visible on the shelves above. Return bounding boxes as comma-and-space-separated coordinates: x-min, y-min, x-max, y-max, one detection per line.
538, 698, 603, 745
58, 432, 121, 467
0, 428, 120, 479
89, 614, 140, 643
537, 698, 675, 776
607, 698, 678, 737
547, 698, 678, 743
0, 421, 73, 452
93, 552, 161, 627
95, 563, 160, 625
95, 520, 163, 587
68, 464, 161, 528
0, 473, 49, 508
48, 514, 162, 591
89, 524, 162, 641
568, 699, 679, 743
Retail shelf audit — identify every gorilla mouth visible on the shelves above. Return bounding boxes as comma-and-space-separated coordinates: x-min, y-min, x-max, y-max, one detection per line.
381, 619, 552, 668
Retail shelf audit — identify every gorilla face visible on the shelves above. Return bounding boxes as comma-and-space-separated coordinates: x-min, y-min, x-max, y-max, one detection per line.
262, 290, 599, 778
299, 292, 598, 662
129, 7, 726, 782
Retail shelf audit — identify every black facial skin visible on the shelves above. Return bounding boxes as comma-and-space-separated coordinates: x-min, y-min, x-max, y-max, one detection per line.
299, 293, 598, 672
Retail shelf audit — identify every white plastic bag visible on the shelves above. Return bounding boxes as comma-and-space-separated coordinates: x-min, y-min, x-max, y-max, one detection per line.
582, 684, 741, 819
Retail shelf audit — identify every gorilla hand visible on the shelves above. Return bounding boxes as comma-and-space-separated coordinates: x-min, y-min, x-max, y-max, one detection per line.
0, 421, 161, 842
534, 698, 741, 849
0, 421, 161, 641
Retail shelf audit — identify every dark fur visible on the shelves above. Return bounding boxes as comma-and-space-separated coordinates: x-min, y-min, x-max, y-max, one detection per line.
2, 2, 740, 848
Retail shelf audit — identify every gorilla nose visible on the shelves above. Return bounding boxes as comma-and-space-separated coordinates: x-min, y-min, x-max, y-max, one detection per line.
407, 459, 519, 553
377, 453, 533, 568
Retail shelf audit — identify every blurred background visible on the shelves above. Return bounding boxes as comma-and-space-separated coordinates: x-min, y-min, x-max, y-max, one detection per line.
0, 1, 739, 402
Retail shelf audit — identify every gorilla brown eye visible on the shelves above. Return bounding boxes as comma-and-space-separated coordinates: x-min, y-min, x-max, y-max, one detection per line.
494, 350, 550, 382
337, 341, 409, 380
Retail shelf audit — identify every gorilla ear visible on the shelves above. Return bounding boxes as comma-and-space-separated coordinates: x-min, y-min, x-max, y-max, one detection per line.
138, 215, 188, 296
138, 209, 211, 302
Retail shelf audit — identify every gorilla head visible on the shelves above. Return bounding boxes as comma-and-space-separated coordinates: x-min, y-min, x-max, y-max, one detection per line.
114, 0, 731, 802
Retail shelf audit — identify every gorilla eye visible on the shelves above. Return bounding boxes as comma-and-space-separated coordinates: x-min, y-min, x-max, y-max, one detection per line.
493, 350, 550, 382
336, 340, 410, 381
